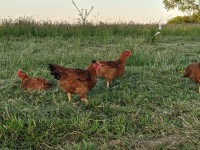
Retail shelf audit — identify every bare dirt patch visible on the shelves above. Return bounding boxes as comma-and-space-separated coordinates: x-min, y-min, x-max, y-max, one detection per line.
136, 134, 186, 150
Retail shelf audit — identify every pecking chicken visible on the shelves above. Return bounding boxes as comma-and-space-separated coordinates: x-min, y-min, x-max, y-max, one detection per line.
183, 62, 200, 93
17, 70, 53, 90
48, 60, 101, 103
97, 49, 132, 87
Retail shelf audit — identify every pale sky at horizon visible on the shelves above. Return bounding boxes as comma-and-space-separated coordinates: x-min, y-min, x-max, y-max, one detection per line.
0, 0, 185, 24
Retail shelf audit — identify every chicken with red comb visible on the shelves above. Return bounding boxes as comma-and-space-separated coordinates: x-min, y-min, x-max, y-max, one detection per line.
17, 70, 53, 90
48, 60, 101, 103
97, 50, 132, 87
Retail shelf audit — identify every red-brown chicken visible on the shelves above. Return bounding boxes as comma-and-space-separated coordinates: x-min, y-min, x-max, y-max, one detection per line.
17, 70, 53, 90
48, 60, 101, 103
97, 50, 132, 87
183, 62, 200, 93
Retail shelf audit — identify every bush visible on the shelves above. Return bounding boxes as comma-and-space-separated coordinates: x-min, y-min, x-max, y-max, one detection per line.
167, 12, 200, 24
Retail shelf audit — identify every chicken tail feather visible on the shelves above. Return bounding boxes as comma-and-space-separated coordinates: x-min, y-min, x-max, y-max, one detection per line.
43, 82, 53, 89
48, 64, 63, 80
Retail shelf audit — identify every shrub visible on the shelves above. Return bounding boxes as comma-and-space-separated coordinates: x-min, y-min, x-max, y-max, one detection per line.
167, 12, 200, 24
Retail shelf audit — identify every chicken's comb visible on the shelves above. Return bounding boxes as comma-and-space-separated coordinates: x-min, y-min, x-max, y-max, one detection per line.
124, 50, 132, 56
17, 69, 25, 75
17, 69, 22, 74
126, 49, 132, 53
92, 60, 101, 67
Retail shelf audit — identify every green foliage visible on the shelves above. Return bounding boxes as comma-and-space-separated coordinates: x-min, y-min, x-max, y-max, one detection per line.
1, 17, 200, 39
163, 0, 200, 14
167, 12, 200, 24
144, 25, 159, 44
0, 20, 200, 149
0, 18, 148, 38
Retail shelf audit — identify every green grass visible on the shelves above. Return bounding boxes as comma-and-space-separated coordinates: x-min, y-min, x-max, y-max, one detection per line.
0, 19, 200, 149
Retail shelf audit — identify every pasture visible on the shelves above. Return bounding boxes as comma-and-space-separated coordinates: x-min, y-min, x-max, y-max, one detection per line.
0, 20, 200, 149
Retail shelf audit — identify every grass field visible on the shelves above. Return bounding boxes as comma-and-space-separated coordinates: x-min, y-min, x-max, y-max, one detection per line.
0, 19, 200, 149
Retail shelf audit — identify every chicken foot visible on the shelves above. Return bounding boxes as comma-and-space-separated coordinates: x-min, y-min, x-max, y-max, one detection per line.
81, 98, 88, 104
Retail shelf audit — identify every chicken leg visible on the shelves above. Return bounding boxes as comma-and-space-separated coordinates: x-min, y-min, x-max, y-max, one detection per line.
106, 81, 110, 88
67, 93, 72, 102
199, 84, 200, 93
106, 80, 112, 88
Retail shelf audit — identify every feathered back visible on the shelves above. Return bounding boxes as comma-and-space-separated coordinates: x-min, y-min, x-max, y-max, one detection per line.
183, 62, 200, 82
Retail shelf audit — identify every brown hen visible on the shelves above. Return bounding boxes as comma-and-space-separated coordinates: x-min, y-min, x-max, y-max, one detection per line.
17, 70, 53, 90
183, 62, 200, 93
97, 50, 132, 87
48, 60, 101, 103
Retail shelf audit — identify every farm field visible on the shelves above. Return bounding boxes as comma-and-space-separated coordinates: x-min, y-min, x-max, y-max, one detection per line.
0, 21, 200, 149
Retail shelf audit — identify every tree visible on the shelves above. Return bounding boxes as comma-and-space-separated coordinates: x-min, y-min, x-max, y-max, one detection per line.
71, 0, 93, 25
163, 0, 200, 15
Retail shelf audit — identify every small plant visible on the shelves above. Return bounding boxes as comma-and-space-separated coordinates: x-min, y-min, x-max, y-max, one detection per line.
144, 24, 161, 44
71, 0, 93, 25
144, 18, 163, 44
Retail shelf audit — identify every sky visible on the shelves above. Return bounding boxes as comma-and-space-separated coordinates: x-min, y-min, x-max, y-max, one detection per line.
0, 0, 185, 24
